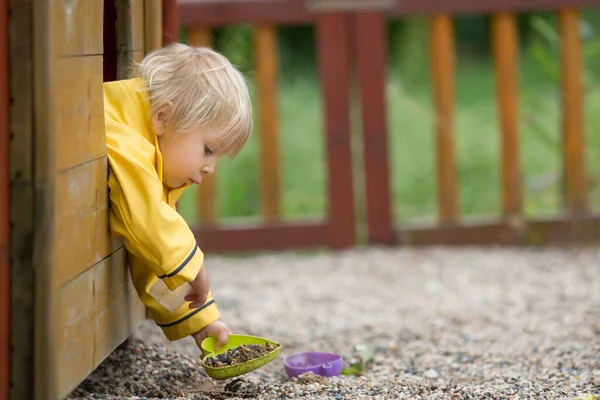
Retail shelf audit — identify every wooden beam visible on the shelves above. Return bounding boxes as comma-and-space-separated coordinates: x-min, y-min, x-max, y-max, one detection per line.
492, 12, 522, 219
559, 8, 587, 215
0, 0, 9, 396
187, 27, 218, 225
176, 0, 600, 27
316, 13, 356, 249
9, 0, 35, 398
255, 24, 282, 221
430, 14, 458, 223
33, 0, 58, 398
397, 215, 600, 246
193, 221, 330, 252
355, 12, 395, 244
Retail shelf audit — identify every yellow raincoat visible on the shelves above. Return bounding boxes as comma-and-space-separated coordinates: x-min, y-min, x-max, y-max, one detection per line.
103, 77, 220, 340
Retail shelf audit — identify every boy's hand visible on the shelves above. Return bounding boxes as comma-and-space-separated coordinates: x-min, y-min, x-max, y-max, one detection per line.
185, 264, 210, 308
192, 320, 232, 350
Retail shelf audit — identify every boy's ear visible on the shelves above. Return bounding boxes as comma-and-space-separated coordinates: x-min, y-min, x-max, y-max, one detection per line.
152, 102, 173, 136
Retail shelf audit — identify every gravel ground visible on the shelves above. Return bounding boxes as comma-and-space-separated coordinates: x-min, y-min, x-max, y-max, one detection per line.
68, 246, 600, 399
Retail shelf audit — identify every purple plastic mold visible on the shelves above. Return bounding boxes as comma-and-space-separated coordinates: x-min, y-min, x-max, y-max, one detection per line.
283, 351, 344, 378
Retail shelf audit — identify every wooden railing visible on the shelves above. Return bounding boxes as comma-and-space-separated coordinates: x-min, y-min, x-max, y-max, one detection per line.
168, 0, 600, 252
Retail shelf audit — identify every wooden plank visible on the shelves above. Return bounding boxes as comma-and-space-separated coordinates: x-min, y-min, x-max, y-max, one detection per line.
56, 266, 95, 398
178, 0, 311, 27
397, 215, 600, 246
355, 12, 395, 244
559, 8, 587, 215
187, 28, 218, 224
131, 0, 145, 52
255, 24, 281, 221
55, 158, 118, 287
316, 14, 356, 249
430, 15, 458, 223
94, 248, 145, 367
193, 222, 329, 252
492, 13, 522, 218
0, 0, 9, 396
32, 0, 59, 398
144, 0, 163, 53
177, 0, 600, 27
9, 1, 35, 398
52, 0, 104, 56
55, 56, 105, 172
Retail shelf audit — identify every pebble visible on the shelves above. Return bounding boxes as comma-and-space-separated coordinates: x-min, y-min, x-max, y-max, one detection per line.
67, 247, 600, 399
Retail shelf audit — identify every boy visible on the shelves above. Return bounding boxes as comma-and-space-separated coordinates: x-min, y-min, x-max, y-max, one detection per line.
102, 43, 253, 350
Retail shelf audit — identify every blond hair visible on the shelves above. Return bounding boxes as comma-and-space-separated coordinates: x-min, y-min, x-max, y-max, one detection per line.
136, 43, 253, 158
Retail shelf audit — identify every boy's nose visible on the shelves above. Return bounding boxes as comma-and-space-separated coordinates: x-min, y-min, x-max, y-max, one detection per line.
201, 163, 215, 175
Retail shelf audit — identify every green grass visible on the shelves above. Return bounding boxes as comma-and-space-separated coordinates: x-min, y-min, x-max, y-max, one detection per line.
177, 50, 600, 227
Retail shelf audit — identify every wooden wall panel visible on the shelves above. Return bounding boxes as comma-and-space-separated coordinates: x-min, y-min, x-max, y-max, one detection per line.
56, 267, 95, 398
52, 0, 104, 56
93, 248, 141, 367
55, 56, 105, 171
23, 0, 156, 398
55, 158, 116, 287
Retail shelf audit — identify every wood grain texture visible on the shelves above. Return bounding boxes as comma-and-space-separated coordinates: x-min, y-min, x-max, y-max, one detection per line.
559, 8, 587, 214
9, 1, 35, 398
56, 267, 95, 397
56, 248, 146, 395
144, 0, 163, 53
55, 56, 106, 172
0, 0, 9, 396
130, 0, 145, 51
430, 14, 458, 223
33, 0, 59, 397
52, 0, 104, 56
55, 157, 117, 287
94, 248, 145, 367
255, 24, 281, 221
492, 13, 522, 218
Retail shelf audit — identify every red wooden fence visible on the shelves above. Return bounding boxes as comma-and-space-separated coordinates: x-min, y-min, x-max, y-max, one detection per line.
164, 0, 600, 252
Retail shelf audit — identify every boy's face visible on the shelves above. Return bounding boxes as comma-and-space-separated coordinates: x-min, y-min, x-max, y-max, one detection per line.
154, 121, 219, 189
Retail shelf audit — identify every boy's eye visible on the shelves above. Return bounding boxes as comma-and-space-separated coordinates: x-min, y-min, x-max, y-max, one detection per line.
204, 146, 213, 156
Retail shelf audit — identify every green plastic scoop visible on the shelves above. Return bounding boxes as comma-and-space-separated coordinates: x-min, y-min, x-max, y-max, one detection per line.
200, 334, 281, 380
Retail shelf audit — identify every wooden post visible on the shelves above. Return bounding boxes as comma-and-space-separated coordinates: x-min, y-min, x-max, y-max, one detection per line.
0, 0, 10, 397
316, 14, 356, 249
354, 12, 395, 244
492, 13, 522, 220
559, 8, 587, 215
430, 14, 458, 224
255, 24, 282, 221
187, 27, 218, 225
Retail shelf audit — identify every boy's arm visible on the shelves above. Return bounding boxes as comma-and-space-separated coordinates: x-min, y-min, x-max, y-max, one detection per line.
105, 119, 202, 291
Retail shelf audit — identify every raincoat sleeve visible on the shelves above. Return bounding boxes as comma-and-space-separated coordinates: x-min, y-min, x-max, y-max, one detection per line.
104, 117, 203, 291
